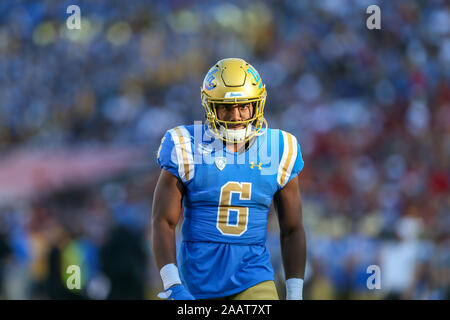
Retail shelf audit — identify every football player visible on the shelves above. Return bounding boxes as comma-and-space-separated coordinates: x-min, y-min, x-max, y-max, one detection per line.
152, 58, 306, 300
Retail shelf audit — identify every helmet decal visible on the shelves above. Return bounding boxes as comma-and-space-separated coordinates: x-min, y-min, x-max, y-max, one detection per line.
246, 65, 262, 89
204, 68, 218, 90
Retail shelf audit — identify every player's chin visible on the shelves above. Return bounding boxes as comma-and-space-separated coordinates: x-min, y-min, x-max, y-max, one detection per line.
228, 125, 245, 130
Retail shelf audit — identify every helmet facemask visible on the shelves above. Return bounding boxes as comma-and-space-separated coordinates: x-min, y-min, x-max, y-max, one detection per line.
202, 95, 267, 143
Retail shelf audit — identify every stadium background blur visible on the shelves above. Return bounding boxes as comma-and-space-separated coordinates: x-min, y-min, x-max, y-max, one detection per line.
0, 0, 449, 300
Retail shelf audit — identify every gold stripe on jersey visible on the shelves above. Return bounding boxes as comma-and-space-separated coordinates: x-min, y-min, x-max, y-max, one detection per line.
278, 131, 298, 188
169, 126, 194, 182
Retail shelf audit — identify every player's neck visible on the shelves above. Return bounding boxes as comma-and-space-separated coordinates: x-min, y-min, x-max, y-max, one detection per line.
223, 138, 255, 153
226, 142, 245, 153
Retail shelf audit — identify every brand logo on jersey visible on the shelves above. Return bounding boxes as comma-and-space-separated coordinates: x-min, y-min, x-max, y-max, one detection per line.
197, 143, 213, 155
250, 161, 262, 170
215, 157, 227, 171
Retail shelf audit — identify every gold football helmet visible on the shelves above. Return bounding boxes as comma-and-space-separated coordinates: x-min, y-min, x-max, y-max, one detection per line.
201, 58, 267, 143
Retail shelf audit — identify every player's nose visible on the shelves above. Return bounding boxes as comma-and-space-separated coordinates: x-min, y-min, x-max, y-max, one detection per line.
229, 105, 241, 121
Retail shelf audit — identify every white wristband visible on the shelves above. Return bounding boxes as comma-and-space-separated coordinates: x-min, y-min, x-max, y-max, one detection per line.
286, 278, 303, 300
160, 263, 182, 290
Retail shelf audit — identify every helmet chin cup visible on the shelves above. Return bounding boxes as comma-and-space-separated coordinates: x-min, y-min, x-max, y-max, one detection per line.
218, 125, 254, 143
205, 118, 267, 144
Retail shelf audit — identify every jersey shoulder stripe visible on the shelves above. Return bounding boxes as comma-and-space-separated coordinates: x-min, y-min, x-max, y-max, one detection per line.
168, 126, 195, 182
277, 130, 299, 188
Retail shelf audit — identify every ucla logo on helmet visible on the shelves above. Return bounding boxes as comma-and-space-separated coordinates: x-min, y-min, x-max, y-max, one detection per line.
204, 69, 218, 90
246, 65, 262, 89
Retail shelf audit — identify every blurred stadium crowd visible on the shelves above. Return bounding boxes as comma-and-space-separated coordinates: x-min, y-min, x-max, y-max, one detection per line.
0, 0, 449, 299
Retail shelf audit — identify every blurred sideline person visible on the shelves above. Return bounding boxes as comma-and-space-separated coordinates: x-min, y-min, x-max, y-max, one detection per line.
151, 58, 306, 300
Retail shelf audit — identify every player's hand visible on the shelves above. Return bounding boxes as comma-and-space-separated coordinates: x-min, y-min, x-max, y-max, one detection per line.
157, 284, 195, 300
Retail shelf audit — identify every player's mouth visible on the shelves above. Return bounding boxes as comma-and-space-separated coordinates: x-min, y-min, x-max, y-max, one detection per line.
227, 123, 245, 130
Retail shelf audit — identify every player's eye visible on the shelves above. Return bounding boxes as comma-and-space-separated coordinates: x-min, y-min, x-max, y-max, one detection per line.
240, 104, 251, 111
220, 105, 231, 112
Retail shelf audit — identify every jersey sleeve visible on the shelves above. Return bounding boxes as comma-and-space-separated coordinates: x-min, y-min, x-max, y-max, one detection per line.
276, 130, 304, 190
156, 130, 180, 179
156, 127, 195, 182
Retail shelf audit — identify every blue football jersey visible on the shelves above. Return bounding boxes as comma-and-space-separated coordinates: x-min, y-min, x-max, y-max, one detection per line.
156, 123, 304, 299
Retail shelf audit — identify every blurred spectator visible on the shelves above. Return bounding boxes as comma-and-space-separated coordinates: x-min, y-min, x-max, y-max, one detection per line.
379, 217, 424, 299
100, 224, 147, 299
0, 230, 12, 299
